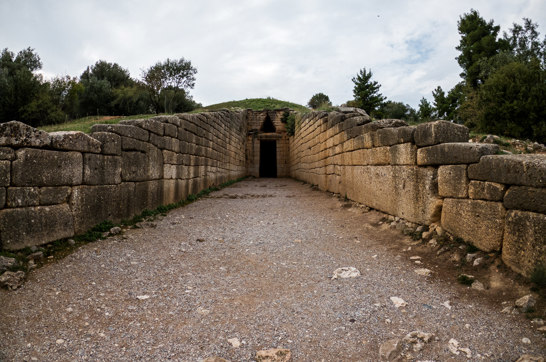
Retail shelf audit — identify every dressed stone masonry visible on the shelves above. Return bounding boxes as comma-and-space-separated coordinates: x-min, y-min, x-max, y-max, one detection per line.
0, 108, 545, 279
290, 109, 546, 278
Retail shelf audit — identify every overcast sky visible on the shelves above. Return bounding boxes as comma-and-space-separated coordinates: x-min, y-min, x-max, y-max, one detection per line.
1, 0, 545, 109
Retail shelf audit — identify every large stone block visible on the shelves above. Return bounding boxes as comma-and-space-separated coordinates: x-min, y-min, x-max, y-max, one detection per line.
83, 154, 122, 185
50, 131, 101, 153
468, 154, 546, 187
162, 179, 188, 205
361, 119, 408, 134
91, 124, 149, 142
133, 180, 163, 213
468, 181, 506, 201
164, 123, 178, 138
0, 121, 50, 147
121, 144, 162, 182
502, 210, 546, 277
438, 165, 468, 198
351, 147, 390, 166
504, 186, 546, 213
441, 199, 505, 252
121, 136, 148, 152
390, 143, 416, 165
417, 143, 498, 165
414, 120, 469, 147
0, 188, 4, 208
39, 186, 71, 205
70, 185, 123, 234
12, 148, 82, 186
345, 165, 442, 224
0, 161, 9, 186
6, 187, 39, 207
374, 126, 415, 146
0, 147, 15, 160
0, 205, 74, 250
120, 119, 164, 135
90, 132, 121, 155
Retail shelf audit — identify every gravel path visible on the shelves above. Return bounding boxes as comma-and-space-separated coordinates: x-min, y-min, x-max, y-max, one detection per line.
0, 178, 544, 361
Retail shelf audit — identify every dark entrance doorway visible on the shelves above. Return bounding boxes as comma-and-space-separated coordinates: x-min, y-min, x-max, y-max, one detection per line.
259, 140, 277, 177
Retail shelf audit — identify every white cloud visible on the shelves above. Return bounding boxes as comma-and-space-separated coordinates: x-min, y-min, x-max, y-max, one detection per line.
1, 0, 544, 109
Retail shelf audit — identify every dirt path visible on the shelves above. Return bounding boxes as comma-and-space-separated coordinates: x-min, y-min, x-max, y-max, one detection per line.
0, 178, 544, 361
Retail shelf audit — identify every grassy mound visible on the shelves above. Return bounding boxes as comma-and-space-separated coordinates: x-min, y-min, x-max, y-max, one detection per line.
195, 97, 309, 112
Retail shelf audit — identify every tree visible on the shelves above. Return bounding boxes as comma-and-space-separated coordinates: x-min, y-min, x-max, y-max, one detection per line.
80, 60, 133, 88
378, 101, 414, 120
307, 92, 331, 109
456, 9, 507, 88
432, 86, 450, 119
504, 18, 546, 65
418, 97, 434, 122
478, 61, 546, 142
142, 58, 197, 114
0, 47, 43, 123
351, 68, 385, 116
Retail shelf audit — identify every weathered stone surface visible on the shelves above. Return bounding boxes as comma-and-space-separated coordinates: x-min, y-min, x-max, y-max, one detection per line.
0, 204, 74, 250
83, 154, 122, 185
345, 166, 442, 224
0, 188, 5, 208
502, 210, 546, 277
0, 270, 25, 290
90, 132, 121, 155
164, 123, 178, 138
162, 179, 188, 205
438, 165, 468, 198
0, 121, 50, 147
414, 120, 469, 147
504, 186, 546, 213
0, 255, 16, 272
390, 143, 416, 165
417, 143, 498, 165
468, 154, 546, 187
120, 119, 164, 135
6, 187, 39, 207
70, 185, 123, 234
350, 147, 391, 165
0, 160, 9, 186
91, 124, 149, 142
39, 186, 71, 205
133, 180, 163, 213
49, 131, 101, 153
121, 145, 163, 182
255, 348, 291, 361
0, 147, 15, 160
441, 199, 505, 252
375, 126, 415, 146
12, 148, 82, 186
468, 181, 506, 201
361, 119, 408, 134
121, 136, 148, 152
379, 338, 401, 361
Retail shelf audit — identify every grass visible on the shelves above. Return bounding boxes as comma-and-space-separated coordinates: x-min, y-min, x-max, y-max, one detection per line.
38, 114, 162, 134
194, 97, 309, 113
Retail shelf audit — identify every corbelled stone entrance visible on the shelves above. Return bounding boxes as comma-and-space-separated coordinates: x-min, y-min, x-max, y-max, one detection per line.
246, 109, 290, 178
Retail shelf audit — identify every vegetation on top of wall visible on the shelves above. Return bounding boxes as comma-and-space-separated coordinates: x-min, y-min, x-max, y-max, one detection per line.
39, 114, 160, 134
194, 97, 309, 113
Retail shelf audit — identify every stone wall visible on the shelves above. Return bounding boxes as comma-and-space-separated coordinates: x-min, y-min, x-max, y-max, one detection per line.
0, 110, 247, 250
290, 109, 546, 278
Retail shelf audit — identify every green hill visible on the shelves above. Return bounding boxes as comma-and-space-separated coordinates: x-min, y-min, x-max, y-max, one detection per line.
195, 97, 309, 112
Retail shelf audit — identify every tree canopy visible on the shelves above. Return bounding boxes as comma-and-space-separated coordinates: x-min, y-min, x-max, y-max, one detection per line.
307, 92, 331, 109
351, 68, 385, 116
